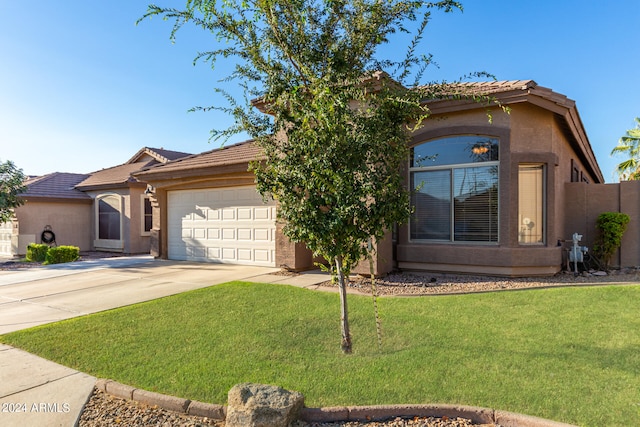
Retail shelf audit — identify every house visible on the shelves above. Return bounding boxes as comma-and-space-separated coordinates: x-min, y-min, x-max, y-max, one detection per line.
135, 80, 620, 276
1, 147, 191, 257
74, 147, 192, 254
0, 173, 92, 256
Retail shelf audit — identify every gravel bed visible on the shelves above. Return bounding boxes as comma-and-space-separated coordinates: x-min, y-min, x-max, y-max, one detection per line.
325, 268, 640, 296
79, 389, 495, 427
79, 389, 222, 426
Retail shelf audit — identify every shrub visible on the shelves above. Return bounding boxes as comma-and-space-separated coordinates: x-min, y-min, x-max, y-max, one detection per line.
26, 243, 49, 262
44, 246, 80, 265
592, 212, 630, 270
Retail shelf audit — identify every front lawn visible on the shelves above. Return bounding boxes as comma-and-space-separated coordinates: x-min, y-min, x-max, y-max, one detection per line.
1, 282, 639, 426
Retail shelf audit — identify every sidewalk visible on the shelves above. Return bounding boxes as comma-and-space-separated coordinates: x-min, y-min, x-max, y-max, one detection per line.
0, 258, 329, 426
0, 344, 96, 427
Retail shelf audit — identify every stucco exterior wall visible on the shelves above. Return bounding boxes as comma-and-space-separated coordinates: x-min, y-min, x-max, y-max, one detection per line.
565, 181, 640, 269
620, 181, 640, 267
13, 201, 92, 252
128, 186, 151, 254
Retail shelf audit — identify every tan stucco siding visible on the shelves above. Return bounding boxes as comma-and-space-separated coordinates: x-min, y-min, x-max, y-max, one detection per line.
14, 201, 92, 251
564, 181, 640, 269
129, 187, 150, 254
415, 107, 510, 139
510, 103, 554, 154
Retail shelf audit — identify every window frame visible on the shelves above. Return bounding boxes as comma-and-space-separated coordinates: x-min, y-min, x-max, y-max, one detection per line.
94, 193, 124, 250
409, 135, 500, 244
140, 195, 153, 236
518, 163, 546, 245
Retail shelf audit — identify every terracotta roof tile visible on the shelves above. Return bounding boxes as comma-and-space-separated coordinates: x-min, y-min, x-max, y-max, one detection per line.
136, 140, 262, 177
21, 172, 91, 200
75, 147, 193, 189
127, 147, 193, 164
435, 79, 538, 94
425, 80, 576, 109
148, 147, 193, 162
75, 161, 156, 189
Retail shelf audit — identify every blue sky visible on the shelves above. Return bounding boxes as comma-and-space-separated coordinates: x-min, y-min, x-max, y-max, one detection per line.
1, 1, 638, 182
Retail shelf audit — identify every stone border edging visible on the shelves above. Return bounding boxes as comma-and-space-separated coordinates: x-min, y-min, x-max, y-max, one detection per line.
95, 379, 226, 420
94, 379, 578, 427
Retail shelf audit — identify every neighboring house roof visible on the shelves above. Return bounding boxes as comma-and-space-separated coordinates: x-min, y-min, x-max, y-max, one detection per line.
75, 162, 154, 190
127, 146, 193, 164
134, 140, 262, 181
20, 172, 92, 202
76, 147, 192, 191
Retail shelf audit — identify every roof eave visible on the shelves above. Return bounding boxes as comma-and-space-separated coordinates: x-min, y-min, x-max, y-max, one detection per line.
135, 162, 252, 183
75, 181, 145, 192
18, 195, 93, 204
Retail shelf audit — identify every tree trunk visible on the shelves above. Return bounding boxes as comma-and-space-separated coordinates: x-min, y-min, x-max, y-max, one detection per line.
335, 255, 352, 354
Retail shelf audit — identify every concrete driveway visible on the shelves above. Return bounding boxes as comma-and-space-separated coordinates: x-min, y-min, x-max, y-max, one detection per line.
0, 256, 284, 335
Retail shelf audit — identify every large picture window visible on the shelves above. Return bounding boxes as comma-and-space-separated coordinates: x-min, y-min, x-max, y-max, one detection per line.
410, 136, 499, 243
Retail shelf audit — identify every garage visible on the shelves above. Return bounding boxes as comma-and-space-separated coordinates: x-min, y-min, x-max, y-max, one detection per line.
0, 220, 12, 256
167, 186, 276, 266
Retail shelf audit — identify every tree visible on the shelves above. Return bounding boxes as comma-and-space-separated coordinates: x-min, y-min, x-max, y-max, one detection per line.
611, 117, 640, 180
141, 0, 494, 353
592, 212, 630, 270
0, 160, 27, 223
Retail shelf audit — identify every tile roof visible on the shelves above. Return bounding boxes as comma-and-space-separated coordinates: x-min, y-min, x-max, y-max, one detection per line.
20, 172, 91, 200
432, 79, 538, 95
127, 147, 193, 164
75, 147, 193, 190
424, 79, 576, 110
135, 140, 262, 177
75, 161, 156, 190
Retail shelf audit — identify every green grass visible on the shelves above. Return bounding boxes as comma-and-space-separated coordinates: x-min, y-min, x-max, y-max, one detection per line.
2, 282, 640, 426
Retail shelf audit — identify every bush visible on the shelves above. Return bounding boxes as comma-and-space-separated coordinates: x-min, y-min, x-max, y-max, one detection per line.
593, 212, 630, 270
44, 246, 80, 265
26, 243, 49, 262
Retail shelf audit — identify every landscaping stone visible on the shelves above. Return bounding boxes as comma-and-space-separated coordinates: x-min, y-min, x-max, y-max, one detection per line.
226, 383, 305, 427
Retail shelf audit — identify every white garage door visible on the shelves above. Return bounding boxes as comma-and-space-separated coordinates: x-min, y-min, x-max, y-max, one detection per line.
0, 220, 13, 256
167, 186, 276, 266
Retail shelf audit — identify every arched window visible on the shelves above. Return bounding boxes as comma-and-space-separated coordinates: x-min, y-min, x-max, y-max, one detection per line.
410, 135, 499, 243
94, 194, 123, 250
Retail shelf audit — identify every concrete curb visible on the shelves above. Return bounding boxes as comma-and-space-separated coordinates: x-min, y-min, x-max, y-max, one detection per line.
94, 379, 578, 426
95, 379, 226, 419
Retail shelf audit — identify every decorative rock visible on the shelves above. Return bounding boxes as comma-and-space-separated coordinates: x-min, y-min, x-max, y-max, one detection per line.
226, 383, 304, 427
591, 271, 608, 276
